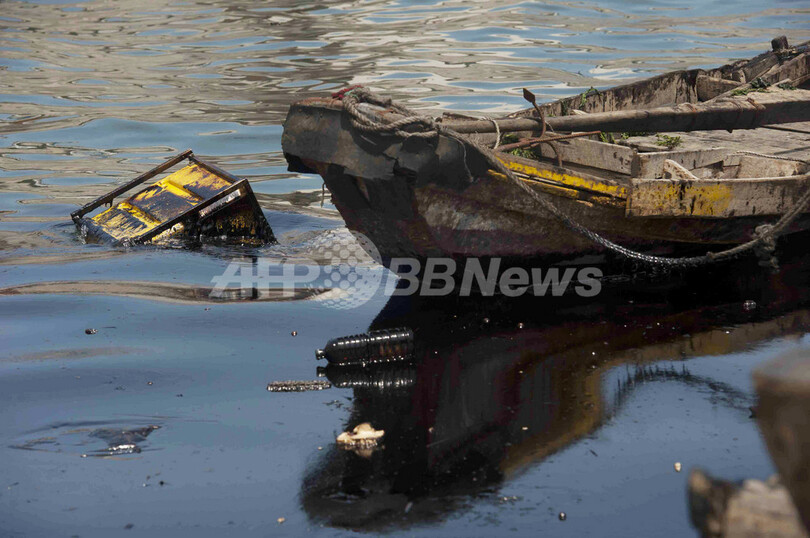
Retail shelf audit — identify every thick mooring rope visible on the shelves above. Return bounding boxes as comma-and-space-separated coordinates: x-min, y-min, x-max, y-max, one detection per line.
340, 87, 810, 269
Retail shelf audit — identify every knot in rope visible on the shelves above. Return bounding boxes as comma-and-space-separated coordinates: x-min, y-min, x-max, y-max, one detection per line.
753, 224, 779, 271
341, 87, 440, 140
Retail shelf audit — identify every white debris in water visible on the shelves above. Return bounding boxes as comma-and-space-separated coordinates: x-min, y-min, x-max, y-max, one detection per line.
336, 422, 384, 449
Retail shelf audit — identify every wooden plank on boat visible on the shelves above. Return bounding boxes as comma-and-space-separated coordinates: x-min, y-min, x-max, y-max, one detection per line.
738, 155, 807, 178
627, 174, 810, 218
521, 137, 637, 175
643, 121, 810, 163
696, 75, 742, 101
637, 148, 731, 178
762, 53, 810, 87
498, 153, 629, 200
662, 159, 700, 180
713, 54, 810, 101
446, 88, 810, 135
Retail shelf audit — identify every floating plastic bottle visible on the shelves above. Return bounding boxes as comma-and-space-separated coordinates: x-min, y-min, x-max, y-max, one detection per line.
317, 364, 416, 389
315, 328, 414, 366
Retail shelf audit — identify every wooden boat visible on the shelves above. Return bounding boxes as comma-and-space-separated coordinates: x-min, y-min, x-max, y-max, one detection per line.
282, 37, 810, 271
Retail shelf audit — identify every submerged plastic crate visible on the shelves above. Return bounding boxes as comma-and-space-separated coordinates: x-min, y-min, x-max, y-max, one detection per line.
71, 150, 274, 245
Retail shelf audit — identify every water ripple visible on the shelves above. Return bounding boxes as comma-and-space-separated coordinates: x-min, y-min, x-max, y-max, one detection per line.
0, 0, 807, 258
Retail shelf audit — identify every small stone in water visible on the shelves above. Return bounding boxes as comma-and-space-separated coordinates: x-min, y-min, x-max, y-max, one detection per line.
559, 512, 567, 521
85, 328, 97, 335
674, 462, 682, 472
743, 300, 757, 311
291, 331, 298, 337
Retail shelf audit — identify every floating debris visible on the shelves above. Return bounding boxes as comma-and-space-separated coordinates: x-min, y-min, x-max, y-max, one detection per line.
336, 422, 384, 450
85, 328, 97, 335
319, 363, 416, 390
675, 462, 682, 472
25, 424, 163, 458
743, 300, 758, 311
315, 328, 414, 366
71, 150, 274, 246
559, 512, 567, 521
266, 380, 331, 392
291, 330, 298, 337
277, 517, 286, 524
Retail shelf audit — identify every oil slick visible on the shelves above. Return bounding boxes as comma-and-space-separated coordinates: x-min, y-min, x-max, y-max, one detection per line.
11, 423, 161, 459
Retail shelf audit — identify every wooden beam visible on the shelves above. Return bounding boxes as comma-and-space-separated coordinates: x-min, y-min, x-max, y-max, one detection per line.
636, 148, 731, 178
443, 89, 810, 135
524, 137, 637, 175
696, 75, 742, 101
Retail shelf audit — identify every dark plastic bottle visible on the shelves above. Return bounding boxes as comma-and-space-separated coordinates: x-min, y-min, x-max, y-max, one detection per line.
315, 328, 414, 366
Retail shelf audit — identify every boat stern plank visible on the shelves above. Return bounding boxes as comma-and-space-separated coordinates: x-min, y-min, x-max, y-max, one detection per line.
627, 174, 810, 218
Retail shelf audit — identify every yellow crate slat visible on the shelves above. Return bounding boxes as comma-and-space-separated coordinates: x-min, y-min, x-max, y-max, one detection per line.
89, 164, 233, 242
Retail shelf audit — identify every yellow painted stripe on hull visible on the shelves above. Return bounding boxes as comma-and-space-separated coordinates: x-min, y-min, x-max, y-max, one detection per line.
499, 159, 628, 199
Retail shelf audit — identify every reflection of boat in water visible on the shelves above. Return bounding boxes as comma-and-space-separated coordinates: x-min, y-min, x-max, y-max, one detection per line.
301, 247, 810, 531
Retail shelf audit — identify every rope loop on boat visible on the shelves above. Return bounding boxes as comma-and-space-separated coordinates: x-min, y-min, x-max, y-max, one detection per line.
342, 88, 440, 140
336, 86, 810, 269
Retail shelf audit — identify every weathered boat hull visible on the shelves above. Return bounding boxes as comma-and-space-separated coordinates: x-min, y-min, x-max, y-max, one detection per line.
282, 39, 810, 271
284, 100, 810, 268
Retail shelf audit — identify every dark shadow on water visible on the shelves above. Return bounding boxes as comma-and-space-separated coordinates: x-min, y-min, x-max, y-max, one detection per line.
301, 240, 810, 532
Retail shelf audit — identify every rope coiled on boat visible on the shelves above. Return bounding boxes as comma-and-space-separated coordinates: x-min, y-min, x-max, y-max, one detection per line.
339, 87, 810, 269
